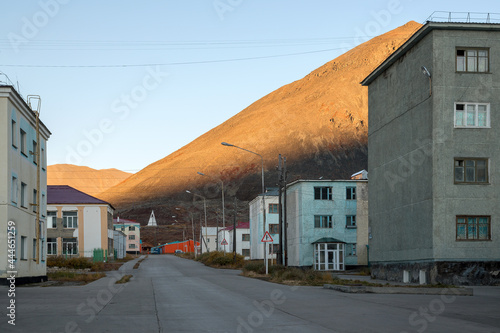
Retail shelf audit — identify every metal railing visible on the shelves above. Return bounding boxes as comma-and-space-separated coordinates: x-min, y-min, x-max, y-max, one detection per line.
426, 12, 500, 24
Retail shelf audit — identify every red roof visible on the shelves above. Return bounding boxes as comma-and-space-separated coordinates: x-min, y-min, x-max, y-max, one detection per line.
223, 221, 250, 231
47, 185, 114, 208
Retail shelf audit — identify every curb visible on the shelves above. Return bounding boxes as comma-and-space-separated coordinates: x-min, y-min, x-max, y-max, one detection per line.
323, 284, 473, 296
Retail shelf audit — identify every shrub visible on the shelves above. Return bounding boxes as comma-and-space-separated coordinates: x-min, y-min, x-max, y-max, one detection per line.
196, 251, 244, 268
66, 257, 92, 269
243, 261, 265, 274
47, 256, 67, 268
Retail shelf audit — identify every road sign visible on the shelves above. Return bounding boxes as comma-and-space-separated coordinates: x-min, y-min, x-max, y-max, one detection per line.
261, 231, 273, 242
221, 238, 228, 245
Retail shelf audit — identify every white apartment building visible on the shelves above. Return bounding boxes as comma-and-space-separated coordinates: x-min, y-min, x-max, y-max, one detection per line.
1, 85, 51, 284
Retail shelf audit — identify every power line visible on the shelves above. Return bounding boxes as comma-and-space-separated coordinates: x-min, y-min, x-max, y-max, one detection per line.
0, 47, 345, 68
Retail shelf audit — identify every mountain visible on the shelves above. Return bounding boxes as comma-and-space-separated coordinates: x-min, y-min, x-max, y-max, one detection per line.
100, 21, 422, 223
47, 164, 132, 198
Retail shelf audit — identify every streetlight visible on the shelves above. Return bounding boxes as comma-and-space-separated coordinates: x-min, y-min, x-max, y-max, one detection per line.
186, 190, 207, 257
221, 142, 268, 274
197, 171, 225, 253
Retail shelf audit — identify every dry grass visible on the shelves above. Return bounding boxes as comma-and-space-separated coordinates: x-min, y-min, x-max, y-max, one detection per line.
48, 271, 106, 284
115, 275, 133, 284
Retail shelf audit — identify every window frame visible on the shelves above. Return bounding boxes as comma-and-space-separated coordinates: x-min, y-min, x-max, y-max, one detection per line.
242, 234, 250, 241
47, 238, 57, 255
346, 215, 357, 229
129, 234, 136, 240
314, 186, 332, 200
20, 129, 27, 156
20, 182, 27, 208
346, 243, 357, 256
62, 238, 78, 255
268, 203, 279, 214
269, 224, 279, 234
314, 215, 333, 228
456, 47, 490, 73
454, 158, 489, 184
63, 211, 78, 229
456, 215, 491, 241
454, 102, 490, 128
11, 119, 18, 148
11, 175, 18, 204
242, 248, 250, 257
346, 187, 356, 200
47, 211, 57, 228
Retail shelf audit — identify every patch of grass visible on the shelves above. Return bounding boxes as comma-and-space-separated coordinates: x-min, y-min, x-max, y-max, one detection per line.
115, 275, 133, 284
133, 257, 147, 269
48, 271, 106, 284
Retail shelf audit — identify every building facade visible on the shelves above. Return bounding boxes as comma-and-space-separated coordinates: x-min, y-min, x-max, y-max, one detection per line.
286, 179, 368, 270
201, 227, 219, 253
47, 185, 114, 258
218, 222, 251, 259
113, 218, 141, 254
1, 85, 51, 284
362, 21, 500, 285
248, 189, 280, 260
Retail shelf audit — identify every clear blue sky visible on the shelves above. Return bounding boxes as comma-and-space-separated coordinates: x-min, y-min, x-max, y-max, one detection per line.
1, 1, 497, 172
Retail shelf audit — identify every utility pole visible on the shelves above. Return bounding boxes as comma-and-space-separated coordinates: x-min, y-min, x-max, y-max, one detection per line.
233, 197, 237, 262
283, 157, 288, 266
277, 155, 283, 266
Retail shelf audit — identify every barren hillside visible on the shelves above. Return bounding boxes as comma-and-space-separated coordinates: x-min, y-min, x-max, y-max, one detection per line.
47, 164, 132, 198
99, 21, 422, 230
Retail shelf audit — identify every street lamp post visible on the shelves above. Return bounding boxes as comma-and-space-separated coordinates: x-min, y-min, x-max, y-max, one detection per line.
186, 190, 207, 257
221, 142, 268, 274
197, 172, 225, 253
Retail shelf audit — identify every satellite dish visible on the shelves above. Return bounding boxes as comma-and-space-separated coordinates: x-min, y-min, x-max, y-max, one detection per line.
421, 66, 431, 78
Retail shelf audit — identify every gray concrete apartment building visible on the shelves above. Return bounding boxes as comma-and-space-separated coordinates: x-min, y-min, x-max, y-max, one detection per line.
362, 20, 500, 285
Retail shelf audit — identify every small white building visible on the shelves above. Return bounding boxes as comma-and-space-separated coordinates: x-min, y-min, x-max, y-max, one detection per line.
248, 189, 280, 260
200, 227, 219, 253
113, 230, 127, 259
0, 85, 51, 284
218, 222, 251, 259
113, 218, 141, 254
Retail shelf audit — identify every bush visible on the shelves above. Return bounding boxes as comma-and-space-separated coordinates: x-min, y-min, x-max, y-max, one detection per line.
243, 261, 265, 274
66, 257, 92, 269
196, 251, 245, 268
47, 256, 67, 268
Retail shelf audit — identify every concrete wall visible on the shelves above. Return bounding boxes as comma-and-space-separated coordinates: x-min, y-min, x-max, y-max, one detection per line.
368, 31, 435, 264
430, 29, 500, 261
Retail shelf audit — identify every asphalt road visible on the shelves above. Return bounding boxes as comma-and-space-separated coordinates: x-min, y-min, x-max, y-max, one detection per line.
1, 255, 500, 333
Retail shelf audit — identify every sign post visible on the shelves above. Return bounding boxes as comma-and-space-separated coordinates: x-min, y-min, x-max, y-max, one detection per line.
261, 231, 273, 274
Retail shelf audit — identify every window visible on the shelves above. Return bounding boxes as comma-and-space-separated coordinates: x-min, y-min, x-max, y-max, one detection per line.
41, 147, 45, 170
62, 238, 78, 255
269, 224, 279, 234
456, 216, 490, 241
32, 140, 38, 164
12, 120, 17, 147
20, 182, 27, 208
129, 235, 136, 240
47, 211, 57, 228
33, 239, 37, 260
21, 236, 27, 260
242, 249, 250, 257
314, 215, 333, 228
456, 48, 489, 73
346, 187, 356, 200
129, 226, 135, 231
454, 158, 488, 184
129, 244, 136, 249
346, 243, 357, 256
269, 203, 279, 214
314, 187, 332, 200
454, 103, 490, 128
242, 234, 250, 241
63, 212, 78, 228
47, 238, 57, 255
269, 244, 279, 254
41, 194, 45, 217
11, 176, 18, 204
20, 129, 27, 156
32, 189, 37, 212
346, 215, 356, 228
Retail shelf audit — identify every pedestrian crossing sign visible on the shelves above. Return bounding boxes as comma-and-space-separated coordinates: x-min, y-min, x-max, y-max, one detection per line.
221, 238, 228, 245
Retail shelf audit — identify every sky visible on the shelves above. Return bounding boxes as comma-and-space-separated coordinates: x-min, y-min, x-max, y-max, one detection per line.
1, 1, 498, 172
